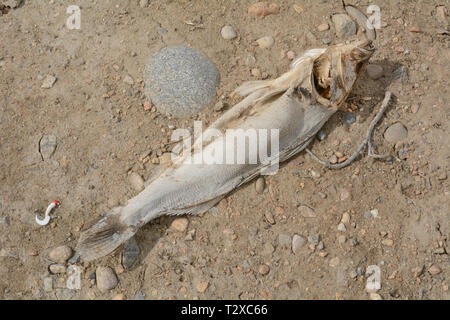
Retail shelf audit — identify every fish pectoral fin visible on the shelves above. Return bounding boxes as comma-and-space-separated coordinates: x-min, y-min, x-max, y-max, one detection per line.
233, 79, 273, 97
169, 196, 225, 216
254, 87, 289, 105
76, 208, 135, 262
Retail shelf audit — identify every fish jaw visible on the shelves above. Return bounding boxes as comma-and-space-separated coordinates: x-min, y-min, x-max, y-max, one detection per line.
311, 39, 375, 109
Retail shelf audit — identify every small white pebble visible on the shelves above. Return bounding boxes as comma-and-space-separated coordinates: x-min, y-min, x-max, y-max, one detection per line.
221, 26, 237, 40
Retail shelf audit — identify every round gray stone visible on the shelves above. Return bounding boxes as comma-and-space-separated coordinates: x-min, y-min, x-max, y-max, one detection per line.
144, 46, 220, 118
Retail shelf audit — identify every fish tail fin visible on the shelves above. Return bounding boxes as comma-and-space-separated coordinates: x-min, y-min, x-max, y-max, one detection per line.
76, 207, 135, 262
233, 80, 273, 97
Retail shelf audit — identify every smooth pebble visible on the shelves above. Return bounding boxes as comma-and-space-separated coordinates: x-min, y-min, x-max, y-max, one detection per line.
221, 26, 237, 40
48, 246, 72, 264
96, 266, 118, 292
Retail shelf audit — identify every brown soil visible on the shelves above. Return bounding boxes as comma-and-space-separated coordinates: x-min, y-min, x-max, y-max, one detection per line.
0, 0, 448, 300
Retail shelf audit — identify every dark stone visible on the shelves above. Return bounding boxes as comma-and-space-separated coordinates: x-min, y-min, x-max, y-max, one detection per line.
122, 237, 140, 269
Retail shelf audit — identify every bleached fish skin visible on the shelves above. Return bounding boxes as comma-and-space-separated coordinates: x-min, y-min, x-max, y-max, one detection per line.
76, 39, 375, 261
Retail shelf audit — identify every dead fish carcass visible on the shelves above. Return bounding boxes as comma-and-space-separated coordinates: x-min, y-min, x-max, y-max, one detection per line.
76, 39, 375, 261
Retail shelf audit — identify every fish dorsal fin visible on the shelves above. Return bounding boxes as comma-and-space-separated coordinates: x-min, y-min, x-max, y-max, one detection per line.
233, 79, 273, 97
291, 48, 327, 69
234, 48, 326, 99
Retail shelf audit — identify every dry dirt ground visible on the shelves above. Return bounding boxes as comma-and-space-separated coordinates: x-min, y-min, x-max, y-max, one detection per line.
0, 0, 449, 300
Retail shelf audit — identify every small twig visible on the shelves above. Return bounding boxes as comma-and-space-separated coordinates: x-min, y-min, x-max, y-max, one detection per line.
306, 91, 392, 169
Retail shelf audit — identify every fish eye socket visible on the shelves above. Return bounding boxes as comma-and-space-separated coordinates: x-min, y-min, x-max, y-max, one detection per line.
356, 61, 364, 73
312, 70, 331, 100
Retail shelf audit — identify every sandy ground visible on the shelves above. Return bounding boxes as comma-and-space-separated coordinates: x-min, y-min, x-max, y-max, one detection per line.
0, 0, 448, 300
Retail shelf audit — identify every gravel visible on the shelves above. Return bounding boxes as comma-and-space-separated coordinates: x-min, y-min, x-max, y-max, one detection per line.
68, 253, 80, 264
329, 155, 338, 164
370, 209, 379, 218
255, 177, 265, 194
184, 228, 196, 241
411, 104, 420, 114
39, 135, 57, 160
251, 68, 261, 77
366, 64, 384, 80
278, 234, 291, 249
43, 277, 53, 292
337, 223, 347, 232
341, 212, 350, 224
329, 257, 340, 268
258, 264, 270, 275
292, 235, 306, 254
135, 291, 145, 300
221, 26, 237, 40
264, 211, 276, 225
332, 14, 357, 38
317, 129, 327, 141
344, 112, 356, 125
256, 36, 274, 49
41, 74, 56, 89
214, 100, 225, 112
322, 37, 332, 45
0, 216, 10, 228
340, 189, 352, 201
384, 122, 408, 143
48, 246, 72, 264
298, 205, 316, 218
112, 294, 125, 300
245, 55, 257, 66
139, 0, 149, 8
123, 74, 134, 85
122, 237, 140, 269
144, 46, 220, 118
196, 281, 209, 293
248, 2, 280, 18
49, 264, 66, 274
369, 293, 383, 300
286, 51, 296, 60
96, 266, 118, 292
66, 265, 81, 290
128, 172, 145, 192
308, 234, 320, 246
171, 217, 189, 232
428, 265, 442, 275
262, 242, 275, 256
317, 23, 329, 31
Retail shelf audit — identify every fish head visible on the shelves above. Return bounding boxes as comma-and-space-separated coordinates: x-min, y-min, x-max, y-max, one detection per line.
312, 39, 375, 109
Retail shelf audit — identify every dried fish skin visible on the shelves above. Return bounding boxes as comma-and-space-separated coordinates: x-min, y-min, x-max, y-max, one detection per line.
76, 39, 374, 262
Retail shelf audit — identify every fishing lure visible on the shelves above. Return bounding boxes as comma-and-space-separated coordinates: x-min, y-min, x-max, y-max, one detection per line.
35, 200, 60, 226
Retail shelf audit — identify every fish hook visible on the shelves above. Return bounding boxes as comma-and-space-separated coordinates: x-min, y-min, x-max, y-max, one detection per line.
36, 200, 60, 226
